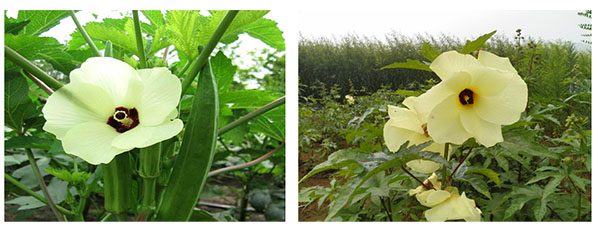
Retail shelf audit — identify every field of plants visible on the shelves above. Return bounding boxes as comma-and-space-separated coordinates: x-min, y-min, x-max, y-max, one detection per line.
4, 10, 285, 221
298, 26, 591, 221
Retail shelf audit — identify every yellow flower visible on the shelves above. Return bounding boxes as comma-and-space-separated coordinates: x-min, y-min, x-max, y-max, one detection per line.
383, 97, 447, 173
408, 173, 451, 207
413, 51, 527, 147
345, 94, 355, 105
42, 57, 183, 164
423, 187, 481, 222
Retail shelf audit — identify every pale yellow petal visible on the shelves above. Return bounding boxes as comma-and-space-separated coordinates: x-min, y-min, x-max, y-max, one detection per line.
136, 67, 182, 126
70, 57, 143, 108
477, 50, 518, 74
430, 50, 480, 80
384, 121, 416, 152
42, 82, 115, 139
112, 119, 183, 150
62, 122, 126, 165
427, 95, 471, 145
407, 159, 440, 174
473, 75, 528, 125
387, 105, 423, 133
459, 108, 503, 147
424, 189, 481, 222
467, 66, 511, 96
416, 189, 451, 207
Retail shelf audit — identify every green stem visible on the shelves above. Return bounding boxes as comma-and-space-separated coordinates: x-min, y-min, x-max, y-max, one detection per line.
400, 165, 432, 190
177, 60, 192, 78
25, 149, 65, 221
447, 147, 473, 185
180, 10, 239, 95
138, 144, 161, 220
4, 173, 75, 216
69, 10, 101, 57
24, 71, 54, 95
442, 143, 449, 188
218, 96, 285, 135
105, 41, 114, 58
5, 45, 63, 90
132, 10, 147, 68
100, 213, 113, 222
207, 144, 284, 177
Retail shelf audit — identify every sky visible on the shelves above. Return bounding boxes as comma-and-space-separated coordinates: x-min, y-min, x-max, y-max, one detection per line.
299, 10, 591, 50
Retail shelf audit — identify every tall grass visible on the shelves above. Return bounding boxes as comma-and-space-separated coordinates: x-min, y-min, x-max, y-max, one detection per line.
299, 32, 590, 100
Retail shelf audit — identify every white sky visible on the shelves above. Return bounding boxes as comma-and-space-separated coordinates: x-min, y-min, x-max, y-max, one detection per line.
299, 10, 591, 50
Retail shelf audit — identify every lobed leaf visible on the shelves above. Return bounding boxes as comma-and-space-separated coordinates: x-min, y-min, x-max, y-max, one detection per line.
15, 10, 70, 36
380, 59, 432, 72
460, 30, 497, 54
466, 168, 501, 187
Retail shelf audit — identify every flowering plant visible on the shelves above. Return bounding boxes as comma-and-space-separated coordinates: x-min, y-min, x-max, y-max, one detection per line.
5, 10, 285, 221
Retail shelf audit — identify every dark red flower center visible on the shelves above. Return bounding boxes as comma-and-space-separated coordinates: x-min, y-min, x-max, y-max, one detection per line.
107, 107, 139, 133
459, 89, 475, 105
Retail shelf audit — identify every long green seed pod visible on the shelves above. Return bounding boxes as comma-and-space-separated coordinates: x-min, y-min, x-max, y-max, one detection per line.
156, 63, 219, 221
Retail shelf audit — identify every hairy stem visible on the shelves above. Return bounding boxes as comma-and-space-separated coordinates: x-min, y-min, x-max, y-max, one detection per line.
5, 173, 74, 216
5, 45, 63, 90
25, 149, 65, 221
447, 147, 473, 185
132, 10, 147, 68
69, 11, 101, 57
24, 71, 54, 95
441, 143, 449, 188
400, 165, 432, 190
181, 10, 239, 95
219, 96, 285, 135
208, 144, 284, 177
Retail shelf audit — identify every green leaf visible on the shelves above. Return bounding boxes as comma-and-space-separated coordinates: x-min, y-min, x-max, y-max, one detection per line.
542, 176, 564, 199
220, 89, 279, 109
299, 154, 361, 183
380, 59, 432, 72
568, 174, 588, 192
44, 168, 90, 185
165, 10, 205, 60
156, 64, 219, 221
460, 30, 497, 54
16, 10, 70, 36
494, 155, 509, 172
460, 175, 492, 199
210, 51, 237, 93
82, 17, 139, 55
503, 196, 536, 220
189, 209, 218, 221
4, 136, 53, 150
326, 176, 362, 221
421, 42, 440, 62
5, 196, 45, 210
395, 89, 422, 97
205, 10, 270, 45
249, 105, 285, 142
4, 73, 39, 132
141, 10, 165, 30
526, 171, 559, 185
5, 34, 76, 75
5, 16, 30, 35
533, 199, 548, 221
466, 168, 500, 187
239, 18, 285, 51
